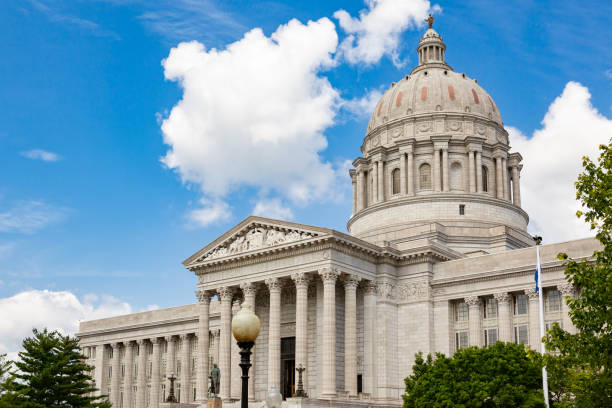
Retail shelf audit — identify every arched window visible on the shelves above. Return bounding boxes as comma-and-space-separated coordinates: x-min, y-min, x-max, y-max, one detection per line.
482, 166, 489, 192
419, 163, 432, 190
450, 162, 463, 191
392, 168, 400, 195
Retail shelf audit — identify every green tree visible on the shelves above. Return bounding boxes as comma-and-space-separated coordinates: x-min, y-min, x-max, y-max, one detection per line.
0, 353, 11, 393
0, 328, 111, 408
546, 140, 612, 407
403, 342, 545, 408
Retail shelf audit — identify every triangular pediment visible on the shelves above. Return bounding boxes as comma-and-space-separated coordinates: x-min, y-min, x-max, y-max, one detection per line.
183, 216, 332, 266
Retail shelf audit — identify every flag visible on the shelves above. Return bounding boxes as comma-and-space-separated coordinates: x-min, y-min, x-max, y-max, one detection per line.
534, 264, 540, 292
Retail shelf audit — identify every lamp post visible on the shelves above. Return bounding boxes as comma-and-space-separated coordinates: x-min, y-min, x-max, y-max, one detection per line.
231, 303, 260, 408
166, 372, 177, 402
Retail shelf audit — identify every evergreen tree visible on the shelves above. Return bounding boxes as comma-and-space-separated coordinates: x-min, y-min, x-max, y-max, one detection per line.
403, 342, 545, 408
0, 328, 111, 408
546, 140, 612, 407
0, 353, 10, 393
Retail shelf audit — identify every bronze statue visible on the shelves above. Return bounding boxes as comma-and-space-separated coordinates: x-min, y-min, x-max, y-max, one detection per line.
426, 14, 434, 29
208, 363, 221, 398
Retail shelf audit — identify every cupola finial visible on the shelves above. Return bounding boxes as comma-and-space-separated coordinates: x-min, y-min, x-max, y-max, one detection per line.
426, 14, 434, 29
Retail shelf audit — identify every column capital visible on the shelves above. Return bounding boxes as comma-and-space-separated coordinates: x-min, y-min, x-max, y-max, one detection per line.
343, 275, 361, 289
195, 289, 214, 304
136, 339, 146, 345
150, 337, 162, 345
525, 287, 538, 300
240, 281, 258, 297
319, 267, 340, 283
558, 282, 575, 297
464, 295, 481, 307
164, 335, 175, 343
265, 277, 283, 292
212, 328, 220, 338
217, 286, 234, 301
179, 333, 190, 341
111, 342, 122, 349
122, 340, 133, 348
291, 272, 311, 289
363, 280, 377, 295
493, 292, 511, 304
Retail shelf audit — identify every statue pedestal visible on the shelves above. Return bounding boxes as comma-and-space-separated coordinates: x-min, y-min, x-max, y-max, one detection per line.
206, 397, 222, 408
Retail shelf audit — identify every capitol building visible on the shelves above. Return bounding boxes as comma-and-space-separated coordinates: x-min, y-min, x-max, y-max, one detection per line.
77, 20, 597, 408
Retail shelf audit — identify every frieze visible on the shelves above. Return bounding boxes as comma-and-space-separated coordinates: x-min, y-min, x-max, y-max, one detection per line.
201, 225, 318, 261
396, 282, 429, 302
445, 120, 463, 132
390, 126, 403, 139
376, 281, 396, 300
417, 121, 433, 133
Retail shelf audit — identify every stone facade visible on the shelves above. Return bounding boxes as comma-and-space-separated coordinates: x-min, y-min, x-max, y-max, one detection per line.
77, 20, 598, 408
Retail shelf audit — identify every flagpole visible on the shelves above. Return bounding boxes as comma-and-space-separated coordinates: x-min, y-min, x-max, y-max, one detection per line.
535, 240, 550, 407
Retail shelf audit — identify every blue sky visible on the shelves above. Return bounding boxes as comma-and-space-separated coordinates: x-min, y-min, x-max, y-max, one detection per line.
0, 0, 611, 353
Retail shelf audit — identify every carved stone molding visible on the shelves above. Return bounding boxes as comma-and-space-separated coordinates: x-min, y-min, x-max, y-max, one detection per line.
136, 339, 146, 345
558, 282, 575, 297
150, 337, 161, 345
396, 282, 429, 302
211, 329, 220, 338
111, 342, 121, 349
464, 295, 481, 307
524, 287, 538, 299
122, 340, 133, 348
362, 281, 377, 295
291, 272, 311, 289
195, 289, 214, 303
265, 277, 283, 293
217, 286, 234, 302
319, 267, 340, 284
343, 275, 361, 290
376, 281, 396, 300
201, 225, 318, 261
179, 333, 190, 340
164, 336, 175, 343
493, 292, 511, 304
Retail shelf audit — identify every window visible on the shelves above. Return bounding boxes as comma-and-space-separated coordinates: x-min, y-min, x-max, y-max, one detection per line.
177, 361, 181, 374
459, 204, 465, 215
482, 166, 488, 192
121, 364, 125, 378
419, 163, 432, 190
392, 168, 400, 195
514, 325, 529, 345
357, 374, 363, 394
514, 294, 528, 315
455, 301, 468, 321
92, 347, 96, 359
148, 361, 152, 378
545, 321, 562, 332
546, 289, 561, 312
484, 328, 498, 345
483, 298, 498, 319
194, 387, 197, 400
109, 347, 114, 359
108, 366, 112, 379
164, 342, 168, 353
455, 331, 469, 350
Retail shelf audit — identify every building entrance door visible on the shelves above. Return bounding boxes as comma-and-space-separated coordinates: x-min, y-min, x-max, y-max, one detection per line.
280, 337, 295, 399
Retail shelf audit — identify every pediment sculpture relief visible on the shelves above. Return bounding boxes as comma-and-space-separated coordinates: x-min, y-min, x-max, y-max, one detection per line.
202, 226, 318, 261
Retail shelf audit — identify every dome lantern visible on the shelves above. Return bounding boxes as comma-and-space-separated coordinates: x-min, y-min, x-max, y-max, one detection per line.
415, 14, 449, 71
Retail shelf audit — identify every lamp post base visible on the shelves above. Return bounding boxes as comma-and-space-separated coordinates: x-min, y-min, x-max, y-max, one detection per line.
238, 341, 254, 408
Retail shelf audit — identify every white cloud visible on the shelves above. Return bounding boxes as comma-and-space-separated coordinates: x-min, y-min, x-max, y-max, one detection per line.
252, 198, 294, 220
20, 149, 62, 162
0, 200, 68, 234
0, 290, 132, 359
187, 199, 231, 228
605, 68, 612, 80
343, 88, 383, 117
161, 18, 344, 225
334, 0, 432, 66
508, 81, 612, 243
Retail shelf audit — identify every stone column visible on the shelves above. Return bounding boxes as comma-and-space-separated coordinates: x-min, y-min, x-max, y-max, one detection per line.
319, 267, 340, 397
468, 150, 475, 193
442, 148, 449, 192
165, 336, 177, 396
399, 153, 406, 196
525, 288, 540, 349
292, 273, 310, 394
180, 334, 191, 403
378, 161, 384, 202
433, 148, 441, 191
231, 300, 242, 399
465, 296, 482, 347
213, 330, 220, 366
407, 150, 415, 196
110, 342, 121, 407
94, 345, 105, 397
123, 341, 135, 408
136, 339, 147, 408
495, 156, 503, 199
494, 292, 513, 342
344, 275, 361, 397
502, 158, 509, 200
476, 151, 483, 192
512, 165, 521, 206
372, 162, 378, 204
150, 338, 162, 408
217, 287, 234, 400
266, 278, 282, 391
351, 173, 357, 214
195, 290, 212, 402
357, 170, 365, 210
362, 282, 377, 397
240, 282, 258, 400
559, 283, 577, 334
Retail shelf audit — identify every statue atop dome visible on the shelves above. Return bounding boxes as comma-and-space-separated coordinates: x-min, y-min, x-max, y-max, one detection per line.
426, 14, 434, 29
